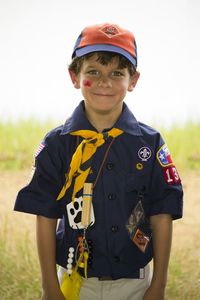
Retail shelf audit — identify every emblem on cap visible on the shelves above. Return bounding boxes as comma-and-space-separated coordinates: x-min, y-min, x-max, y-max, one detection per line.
138, 147, 152, 161
100, 25, 120, 38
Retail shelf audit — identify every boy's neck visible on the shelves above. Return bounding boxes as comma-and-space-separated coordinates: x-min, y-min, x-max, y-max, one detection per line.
85, 108, 122, 133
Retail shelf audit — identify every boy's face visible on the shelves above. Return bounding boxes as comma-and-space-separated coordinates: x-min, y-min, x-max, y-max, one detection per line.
70, 54, 139, 117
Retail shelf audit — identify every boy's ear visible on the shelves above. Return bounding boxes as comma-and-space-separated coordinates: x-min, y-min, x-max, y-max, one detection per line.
128, 71, 140, 92
68, 70, 80, 89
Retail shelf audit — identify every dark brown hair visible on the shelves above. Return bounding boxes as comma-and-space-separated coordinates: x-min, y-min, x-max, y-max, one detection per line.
68, 51, 136, 76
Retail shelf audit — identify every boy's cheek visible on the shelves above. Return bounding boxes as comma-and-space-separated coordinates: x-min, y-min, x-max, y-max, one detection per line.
83, 79, 92, 87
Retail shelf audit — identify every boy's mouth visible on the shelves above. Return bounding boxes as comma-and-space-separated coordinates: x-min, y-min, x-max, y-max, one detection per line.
93, 92, 114, 97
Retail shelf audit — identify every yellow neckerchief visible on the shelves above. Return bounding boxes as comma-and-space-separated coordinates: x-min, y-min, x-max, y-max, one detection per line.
56, 128, 123, 202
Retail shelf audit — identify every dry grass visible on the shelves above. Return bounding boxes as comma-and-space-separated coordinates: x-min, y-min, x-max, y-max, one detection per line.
166, 171, 200, 299
0, 170, 41, 299
0, 170, 200, 299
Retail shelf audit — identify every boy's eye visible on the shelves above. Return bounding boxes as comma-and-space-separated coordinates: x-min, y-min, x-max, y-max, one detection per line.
87, 70, 99, 75
111, 71, 124, 77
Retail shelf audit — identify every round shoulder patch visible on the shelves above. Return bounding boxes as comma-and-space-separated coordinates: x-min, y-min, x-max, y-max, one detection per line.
138, 147, 152, 161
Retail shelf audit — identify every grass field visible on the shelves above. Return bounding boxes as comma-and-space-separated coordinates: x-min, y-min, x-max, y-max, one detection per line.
0, 120, 200, 299
0, 120, 200, 171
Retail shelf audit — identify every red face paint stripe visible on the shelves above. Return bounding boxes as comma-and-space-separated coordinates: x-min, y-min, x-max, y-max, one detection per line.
83, 80, 92, 87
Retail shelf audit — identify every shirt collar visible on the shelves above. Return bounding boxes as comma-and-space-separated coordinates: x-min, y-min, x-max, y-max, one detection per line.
61, 101, 142, 136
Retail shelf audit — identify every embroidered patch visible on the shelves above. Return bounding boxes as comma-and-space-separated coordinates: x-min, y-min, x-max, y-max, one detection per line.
157, 144, 173, 167
34, 142, 45, 158
138, 147, 152, 161
163, 165, 181, 185
132, 228, 150, 253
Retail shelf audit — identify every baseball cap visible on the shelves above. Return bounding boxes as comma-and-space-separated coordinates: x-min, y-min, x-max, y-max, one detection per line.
72, 23, 138, 68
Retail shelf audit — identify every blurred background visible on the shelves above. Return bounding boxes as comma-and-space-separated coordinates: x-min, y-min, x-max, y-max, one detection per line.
0, 1, 200, 299
0, 0, 200, 127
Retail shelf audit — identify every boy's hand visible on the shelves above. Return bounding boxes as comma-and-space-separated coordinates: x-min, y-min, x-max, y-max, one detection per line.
143, 284, 165, 300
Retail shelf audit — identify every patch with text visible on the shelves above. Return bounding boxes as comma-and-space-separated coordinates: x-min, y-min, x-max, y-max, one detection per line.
163, 165, 181, 185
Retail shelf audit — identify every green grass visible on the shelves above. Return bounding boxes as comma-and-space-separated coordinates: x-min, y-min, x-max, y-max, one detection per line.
0, 119, 56, 170
159, 122, 200, 171
0, 119, 199, 171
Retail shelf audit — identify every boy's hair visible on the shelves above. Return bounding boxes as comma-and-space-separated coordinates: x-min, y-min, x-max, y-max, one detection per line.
68, 51, 136, 76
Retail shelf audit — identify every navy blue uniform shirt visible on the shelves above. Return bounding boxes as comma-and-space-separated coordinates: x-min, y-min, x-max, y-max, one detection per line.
14, 101, 183, 279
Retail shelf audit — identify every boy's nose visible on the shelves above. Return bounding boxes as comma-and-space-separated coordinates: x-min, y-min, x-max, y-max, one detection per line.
97, 76, 112, 88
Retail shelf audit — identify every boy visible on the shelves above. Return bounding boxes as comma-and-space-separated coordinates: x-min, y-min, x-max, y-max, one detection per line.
14, 23, 183, 300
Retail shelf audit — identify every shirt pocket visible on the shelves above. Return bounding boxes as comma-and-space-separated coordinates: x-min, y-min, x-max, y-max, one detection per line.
124, 173, 153, 258
126, 171, 149, 192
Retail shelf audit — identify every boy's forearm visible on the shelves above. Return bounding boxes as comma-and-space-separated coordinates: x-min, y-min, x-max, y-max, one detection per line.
150, 214, 172, 289
36, 216, 60, 293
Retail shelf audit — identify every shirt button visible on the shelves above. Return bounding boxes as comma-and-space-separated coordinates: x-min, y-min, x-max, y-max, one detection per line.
114, 256, 120, 263
108, 193, 116, 200
106, 163, 114, 170
111, 225, 118, 233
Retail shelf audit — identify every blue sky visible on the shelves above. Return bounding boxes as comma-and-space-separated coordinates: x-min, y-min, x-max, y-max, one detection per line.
0, 0, 199, 127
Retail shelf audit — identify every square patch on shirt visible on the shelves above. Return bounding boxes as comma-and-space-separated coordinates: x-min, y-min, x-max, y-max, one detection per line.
163, 165, 181, 185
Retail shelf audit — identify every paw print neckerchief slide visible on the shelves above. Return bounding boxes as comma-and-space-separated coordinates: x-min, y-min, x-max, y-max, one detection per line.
56, 128, 123, 203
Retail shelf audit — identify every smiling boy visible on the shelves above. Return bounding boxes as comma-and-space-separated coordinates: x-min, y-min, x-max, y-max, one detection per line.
14, 23, 183, 300
70, 52, 139, 132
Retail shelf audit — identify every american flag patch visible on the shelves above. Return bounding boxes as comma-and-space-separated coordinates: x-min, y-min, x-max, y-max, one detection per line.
34, 143, 45, 158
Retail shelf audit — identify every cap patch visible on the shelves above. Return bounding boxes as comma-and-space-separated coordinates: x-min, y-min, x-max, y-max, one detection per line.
100, 25, 120, 38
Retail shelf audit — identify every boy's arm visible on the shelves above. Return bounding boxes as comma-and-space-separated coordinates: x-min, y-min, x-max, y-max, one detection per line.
143, 214, 172, 300
36, 216, 65, 300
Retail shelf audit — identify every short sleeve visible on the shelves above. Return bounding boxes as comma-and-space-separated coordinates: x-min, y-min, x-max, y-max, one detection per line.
14, 128, 66, 218
148, 134, 183, 220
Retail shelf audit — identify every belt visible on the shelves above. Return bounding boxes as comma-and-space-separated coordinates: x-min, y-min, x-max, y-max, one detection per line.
98, 276, 113, 281
98, 268, 145, 281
